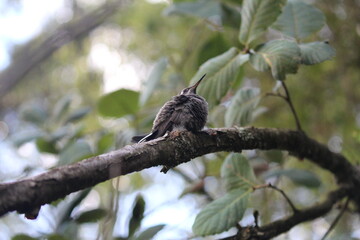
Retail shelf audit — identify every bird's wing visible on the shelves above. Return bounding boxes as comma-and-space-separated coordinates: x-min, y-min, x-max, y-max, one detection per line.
152, 95, 189, 138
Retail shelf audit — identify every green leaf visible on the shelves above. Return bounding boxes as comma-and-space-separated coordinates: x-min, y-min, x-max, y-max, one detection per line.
224, 87, 264, 127
128, 195, 146, 237
223, 0, 243, 4
98, 89, 139, 118
192, 188, 250, 236
224, 0, 243, 4
263, 169, 321, 188
11, 234, 37, 240
67, 124, 85, 140
47, 234, 70, 240
239, 0, 286, 46
209, 104, 227, 128
221, 153, 257, 192
11, 131, 45, 147
190, 48, 249, 107
249, 39, 301, 80
55, 222, 77, 239
36, 137, 57, 154
50, 126, 71, 142
75, 208, 107, 223
197, 34, 230, 66
220, 3, 241, 29
57, 189, 92, 224
20, 103, 48, 125
164, 0, 221, 20
97, 132, 114, 154
65, 107, 91, 123
140, 58, 167, 106
272, 1, 325, 40
58, 140, 93, 165
299, 41, 336, 65
135, 224, 165, 240
53, 95, 72, 121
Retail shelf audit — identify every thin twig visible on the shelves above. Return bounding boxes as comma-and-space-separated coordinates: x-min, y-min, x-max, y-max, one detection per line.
268, 183, 299, 213
321, 197, 350, 240
265, 92, 287, 101
265, 82, 303, 132
254, 183, 298, 213
280, 81, 303, 132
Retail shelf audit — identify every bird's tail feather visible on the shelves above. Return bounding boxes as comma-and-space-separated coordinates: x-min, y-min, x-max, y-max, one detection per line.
138, 132, 154, 143
131, 135, 147, 143
132, 130, 158, 143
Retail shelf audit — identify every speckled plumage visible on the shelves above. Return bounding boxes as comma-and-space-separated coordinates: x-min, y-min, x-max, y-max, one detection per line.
132, 75, 208, 143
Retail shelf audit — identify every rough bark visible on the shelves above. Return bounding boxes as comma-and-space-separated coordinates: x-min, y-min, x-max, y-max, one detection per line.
0, 127, 358, 238
0, 0, 125, 97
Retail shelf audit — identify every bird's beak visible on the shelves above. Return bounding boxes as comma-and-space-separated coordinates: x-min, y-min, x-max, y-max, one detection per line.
190, 74, 206, 93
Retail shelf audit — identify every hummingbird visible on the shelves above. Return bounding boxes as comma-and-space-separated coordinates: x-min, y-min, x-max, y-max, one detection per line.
132, 74, 208, 143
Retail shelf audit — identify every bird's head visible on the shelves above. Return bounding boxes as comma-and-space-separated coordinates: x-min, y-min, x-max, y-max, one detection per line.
180, 74, 206, 95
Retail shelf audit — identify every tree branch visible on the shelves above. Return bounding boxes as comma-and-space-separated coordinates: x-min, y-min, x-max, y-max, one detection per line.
220, 188, 348, 240
0, 127, 359, 218
0, 0, 125, 97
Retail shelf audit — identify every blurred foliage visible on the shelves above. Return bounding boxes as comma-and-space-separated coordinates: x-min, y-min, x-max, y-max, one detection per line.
1, 0, 360, 239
